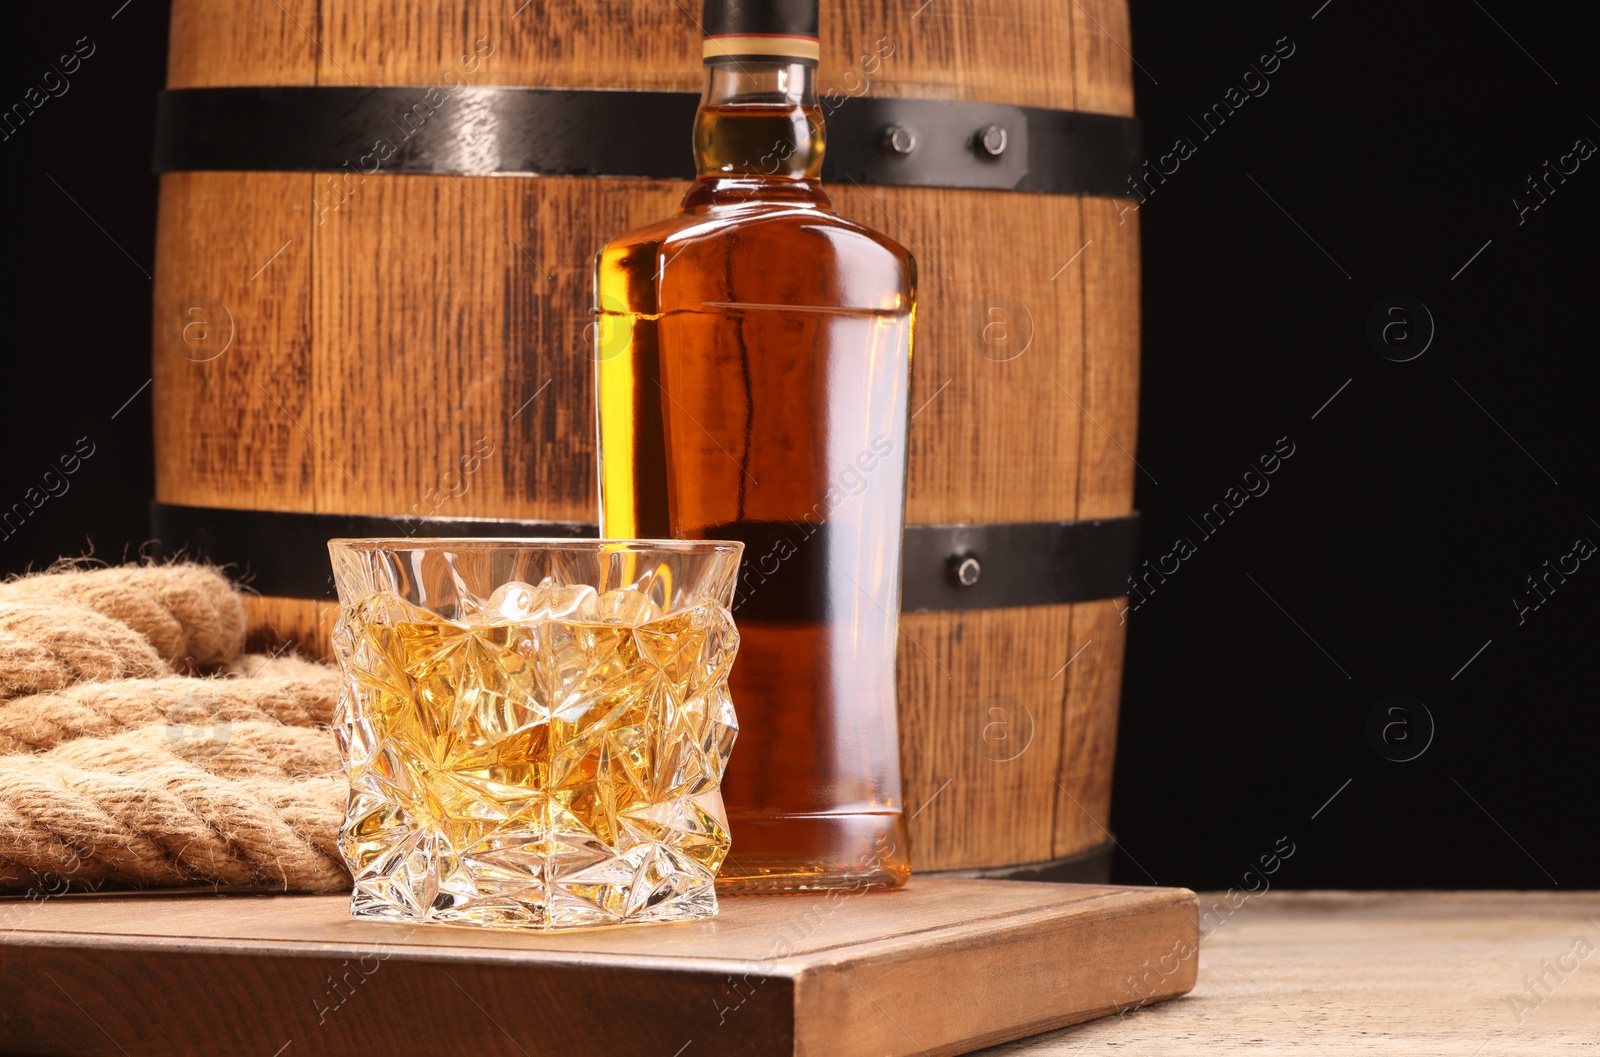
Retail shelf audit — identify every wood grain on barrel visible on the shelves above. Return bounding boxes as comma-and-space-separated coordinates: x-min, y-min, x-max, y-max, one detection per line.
1067, 0, 1138, 117
831, 187, 1088, 526
166, 0, 317, 88
1052, 600, 1127, 860
1046, 6, 1138, 866
896, 607, 1076, 868
1051, 194, 1140, 861
305, 174, 680, 524
304, 1, 1085, 109
152, 172, 316, 514
243, 595, 337, 653
154, 0, 1139, 873
318, 1, 702, 92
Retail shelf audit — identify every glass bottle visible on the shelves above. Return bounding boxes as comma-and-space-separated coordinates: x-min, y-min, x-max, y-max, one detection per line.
593, 0, 916, 892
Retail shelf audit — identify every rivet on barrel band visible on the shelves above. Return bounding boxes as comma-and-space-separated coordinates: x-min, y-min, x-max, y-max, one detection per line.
976, 125, 1008, 157
883, 124, 918, 155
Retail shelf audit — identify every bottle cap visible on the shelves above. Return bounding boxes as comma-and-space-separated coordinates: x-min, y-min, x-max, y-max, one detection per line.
701, 0, 820, 66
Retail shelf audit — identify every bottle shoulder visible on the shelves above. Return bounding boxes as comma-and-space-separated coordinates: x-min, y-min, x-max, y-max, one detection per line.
603, 199, 897, 244
598, 197, 915, 313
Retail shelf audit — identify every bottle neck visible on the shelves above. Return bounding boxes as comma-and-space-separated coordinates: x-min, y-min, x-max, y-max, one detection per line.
692, 61, 825, 180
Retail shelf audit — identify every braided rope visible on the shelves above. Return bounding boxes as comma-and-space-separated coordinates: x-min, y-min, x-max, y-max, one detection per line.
0, 655, 339, 753
0, 562, 351, 895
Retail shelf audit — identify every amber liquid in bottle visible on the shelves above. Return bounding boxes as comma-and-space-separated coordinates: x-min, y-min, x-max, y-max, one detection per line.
594, 61, 915, 892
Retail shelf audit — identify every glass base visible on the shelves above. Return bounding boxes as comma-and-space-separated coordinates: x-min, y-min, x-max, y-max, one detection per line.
349, 881, 719, 932
717, 811, 910, 894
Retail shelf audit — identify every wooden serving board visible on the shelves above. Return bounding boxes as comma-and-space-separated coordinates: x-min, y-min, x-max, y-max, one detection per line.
0, 879, 1196, 1057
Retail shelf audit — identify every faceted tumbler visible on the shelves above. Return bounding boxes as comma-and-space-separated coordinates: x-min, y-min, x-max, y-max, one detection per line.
327, 538, 742, 930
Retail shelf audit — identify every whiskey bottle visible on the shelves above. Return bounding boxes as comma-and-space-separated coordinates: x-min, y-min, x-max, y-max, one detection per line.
594, 0, 916, 892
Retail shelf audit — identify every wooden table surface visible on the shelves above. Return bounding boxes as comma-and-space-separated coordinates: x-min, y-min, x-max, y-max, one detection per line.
982, 890, 1600, 1055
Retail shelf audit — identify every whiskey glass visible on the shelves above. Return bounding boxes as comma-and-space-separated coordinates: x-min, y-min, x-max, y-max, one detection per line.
327, 538, 742, 930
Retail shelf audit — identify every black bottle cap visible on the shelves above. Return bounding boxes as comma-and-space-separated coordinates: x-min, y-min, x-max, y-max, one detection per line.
701, 0, 820, 65
702, 0, 818, 38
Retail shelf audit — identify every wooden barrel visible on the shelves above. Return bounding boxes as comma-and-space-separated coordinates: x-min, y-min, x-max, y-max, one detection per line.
151, 0, 1140, 877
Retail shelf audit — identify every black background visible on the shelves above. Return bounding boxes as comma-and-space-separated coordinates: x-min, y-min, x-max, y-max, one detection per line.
2, 2, 1595, 890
